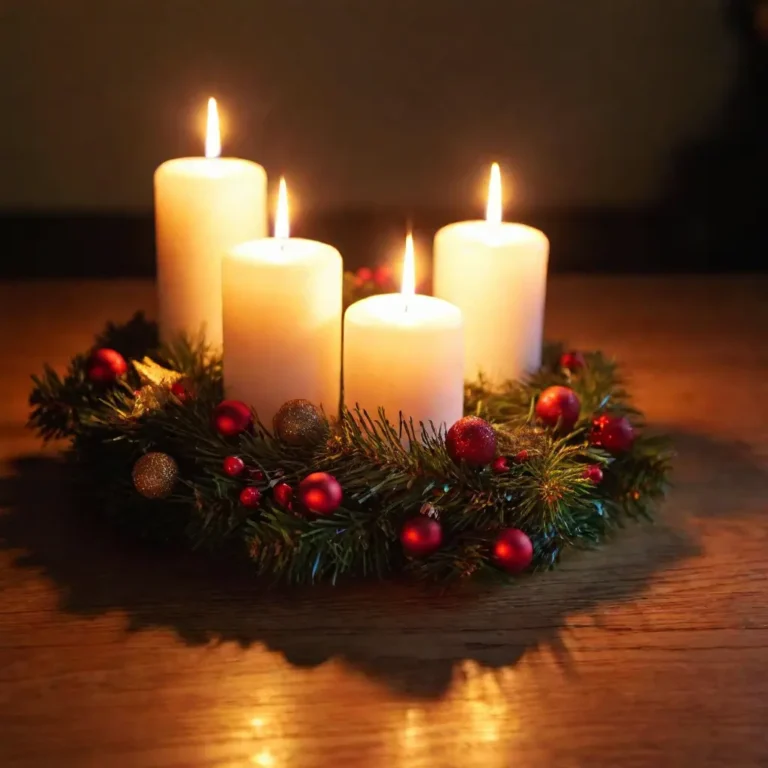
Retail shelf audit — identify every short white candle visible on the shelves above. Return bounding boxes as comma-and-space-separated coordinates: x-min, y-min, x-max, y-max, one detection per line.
222, 179, 342, 425
154, 98, 267, 348
433, 164, 549, 386
344, 234, 464, 436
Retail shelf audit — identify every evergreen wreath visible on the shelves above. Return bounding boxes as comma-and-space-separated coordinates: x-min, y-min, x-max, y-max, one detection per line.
28, 281, 672, 585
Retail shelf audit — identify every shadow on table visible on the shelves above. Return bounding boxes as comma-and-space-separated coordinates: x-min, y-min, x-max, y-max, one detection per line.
1, 428, 760, 699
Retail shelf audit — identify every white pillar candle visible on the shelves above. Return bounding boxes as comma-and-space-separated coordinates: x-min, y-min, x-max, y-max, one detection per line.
222, 179, 342, 425
155, 98, 267, 348
344, 234, 464, 436
433, 163, 549, 387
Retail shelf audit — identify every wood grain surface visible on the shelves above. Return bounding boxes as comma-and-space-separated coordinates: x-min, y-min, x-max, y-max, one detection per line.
0, 277, 767, 768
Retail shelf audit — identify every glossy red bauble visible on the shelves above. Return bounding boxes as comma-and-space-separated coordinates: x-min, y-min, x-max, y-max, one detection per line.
297, 472, 343, 515
446, 416, 497, 466
213, 400, 253, 437
239, 486, 262, 508
492, 528, 534, 574
559, 350, 586, 372
400, 517, 443, 558
583, 464, 604, 485
514, 449, 530, 464
87, 348, 128, 384
589, 414, 636, 454
354, 266, 374, 287
535, 386, 581, 432
223, 456, 245, 477
373, 265, 394, 289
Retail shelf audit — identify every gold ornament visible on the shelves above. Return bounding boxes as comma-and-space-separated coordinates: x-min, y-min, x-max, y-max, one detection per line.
131, 385, 167, 417
133, 357, 183, 387
273, 399, 325, 446
130, 358, 184, 418
132, 452, 178, 499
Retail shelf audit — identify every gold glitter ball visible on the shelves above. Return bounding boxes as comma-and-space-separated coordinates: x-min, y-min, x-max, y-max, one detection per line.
273, 399, 325, 446
132, 452, 178, 499
498, 424, 549, 456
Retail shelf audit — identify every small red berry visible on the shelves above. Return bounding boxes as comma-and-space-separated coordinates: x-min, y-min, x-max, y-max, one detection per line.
273, 482, 293, 509
239, 487, 262, 508
170, 379, 194, 402
559, 350, 586, 372
492, 456, 509, 474
514, 449, 530, 464
373, 265, 394, 288
249, 468, 265, 482
583, 464, 604, 485
354, 266, 374, 287
223, 456, 245, 477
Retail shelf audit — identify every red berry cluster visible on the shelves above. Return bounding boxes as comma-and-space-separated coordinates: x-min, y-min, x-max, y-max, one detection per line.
222, 454, 267, 508
213, 401, 343, 516
399, 415, 536, 573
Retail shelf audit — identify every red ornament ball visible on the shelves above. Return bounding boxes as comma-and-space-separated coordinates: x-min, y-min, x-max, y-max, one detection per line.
273, 482, 293, 509
514, 449, 530, 464
239, 486, 262, 508
373, 264, 394, 289
354, 266, 374, 287
583, 464, 604, 485
400, 516, 443, 558
535, 386, 581, 432
223, 455, 245, 478
492, 456, 509, 474
492, 528, 534, 574
559, 350, 586, 372
213, 400, 252, 437
297, 472, 342, 515
170, 378, 194, 402
589, 414, 636, 454
446, 416, 497, 466
87, 348, 128, 384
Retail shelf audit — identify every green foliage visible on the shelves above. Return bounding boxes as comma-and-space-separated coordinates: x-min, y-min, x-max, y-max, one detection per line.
28, 313, 673, 585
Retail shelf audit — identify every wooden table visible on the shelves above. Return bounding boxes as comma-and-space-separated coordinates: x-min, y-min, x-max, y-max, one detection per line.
0, 277, 767, 768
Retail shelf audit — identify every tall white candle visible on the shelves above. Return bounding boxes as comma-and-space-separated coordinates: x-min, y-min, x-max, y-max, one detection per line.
344, 234, 464, 436
222, 179, 342, 425
155, 98, 267, 348
433, 164, 549, 387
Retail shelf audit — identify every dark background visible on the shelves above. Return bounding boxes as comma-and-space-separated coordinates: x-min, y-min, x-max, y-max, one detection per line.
1, 0, 766, 277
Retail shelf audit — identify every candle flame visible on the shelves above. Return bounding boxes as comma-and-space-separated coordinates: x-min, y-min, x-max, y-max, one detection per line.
486, 162, 502, 224
205, 97, 221, 159
275, 177, 290, 239
401, 232, 416, 300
